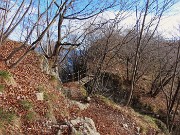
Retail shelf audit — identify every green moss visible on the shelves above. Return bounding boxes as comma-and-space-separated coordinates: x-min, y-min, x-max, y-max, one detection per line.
25, 111, 37, 122
0, 70, 11, 81
49, 75, 57, 81
136, 115, 161, 134
144, 115, 157, 126
36, 85, 45, 92
139, 125, 148, 134
96, 95, 116, 107
44, 91, 58, 102
20, 100, 33, 110
0, 85, 4, 92
43, 92, 49, 101
79, 86, 87, 97
0, 108, 16, 125
75, 131, 82, 135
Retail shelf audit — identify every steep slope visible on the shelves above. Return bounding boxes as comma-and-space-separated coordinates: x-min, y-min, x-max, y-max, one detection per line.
62, 82, 167, 135
0, 40, 167, 135
0, 40, 67, 134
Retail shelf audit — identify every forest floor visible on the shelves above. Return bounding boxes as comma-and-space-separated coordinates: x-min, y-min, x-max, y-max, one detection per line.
0, 40, 173, 135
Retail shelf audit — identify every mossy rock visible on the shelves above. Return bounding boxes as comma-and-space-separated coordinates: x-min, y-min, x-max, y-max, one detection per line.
38, 54, 50, 74
79, 85, 88, 97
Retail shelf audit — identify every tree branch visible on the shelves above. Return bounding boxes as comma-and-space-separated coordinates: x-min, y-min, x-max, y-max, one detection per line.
0, 7, 6, 11
60, 42, 81, 46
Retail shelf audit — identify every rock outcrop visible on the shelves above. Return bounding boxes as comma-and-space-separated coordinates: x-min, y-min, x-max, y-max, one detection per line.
39, 54, 60, 80
58, 117, 100, 135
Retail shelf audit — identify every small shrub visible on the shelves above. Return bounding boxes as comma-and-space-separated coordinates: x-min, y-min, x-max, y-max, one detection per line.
50, 93, 59, 101
60, 110, 69, 118
45, 110, 56, 122
20, 100, 33, 110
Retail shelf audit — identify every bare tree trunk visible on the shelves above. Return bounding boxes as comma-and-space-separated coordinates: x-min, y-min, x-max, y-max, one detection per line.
89, 33, 113, 95
166, 41, 180, 131
2, 0, 32, 43
126, 0, 150, 106
126, 57, 130, 81
7, 9, 61, 68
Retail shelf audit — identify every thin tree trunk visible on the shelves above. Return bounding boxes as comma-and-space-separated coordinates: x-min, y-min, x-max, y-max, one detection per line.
126, 0, 149, 106
126, 57, 130, 81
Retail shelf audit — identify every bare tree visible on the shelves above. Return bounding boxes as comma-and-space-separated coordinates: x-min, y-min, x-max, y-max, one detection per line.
126, 0, 175, 105
0, 0, 32, 46
166, 40, 180, 133
2, 0, 117, 75
5, 0, 58, 67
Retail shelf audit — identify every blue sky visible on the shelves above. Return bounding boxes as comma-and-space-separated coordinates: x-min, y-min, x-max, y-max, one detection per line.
7, 0, 180, 41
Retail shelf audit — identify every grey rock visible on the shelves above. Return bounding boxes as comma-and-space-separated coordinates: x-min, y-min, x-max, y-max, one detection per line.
39, 54, 61, 81
123, 123, 128, 129
70, 117, 100, 135
36, 92, 44, 101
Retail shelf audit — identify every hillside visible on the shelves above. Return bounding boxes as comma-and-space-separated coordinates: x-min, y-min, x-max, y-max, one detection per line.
0, 40, 171, 134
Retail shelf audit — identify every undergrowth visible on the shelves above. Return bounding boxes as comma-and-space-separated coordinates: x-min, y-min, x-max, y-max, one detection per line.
25, 111, 37, 122
0, 70, 11, 81
0, 108, 16, 126
20, 100, 33, 110
0, 85, 4, 92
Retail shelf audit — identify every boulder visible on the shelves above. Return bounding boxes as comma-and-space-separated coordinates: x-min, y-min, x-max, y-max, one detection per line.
70, 117, 100, 135
36, 92, 44, 101
39, 54, 50, 74
58, 117, 100, 135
